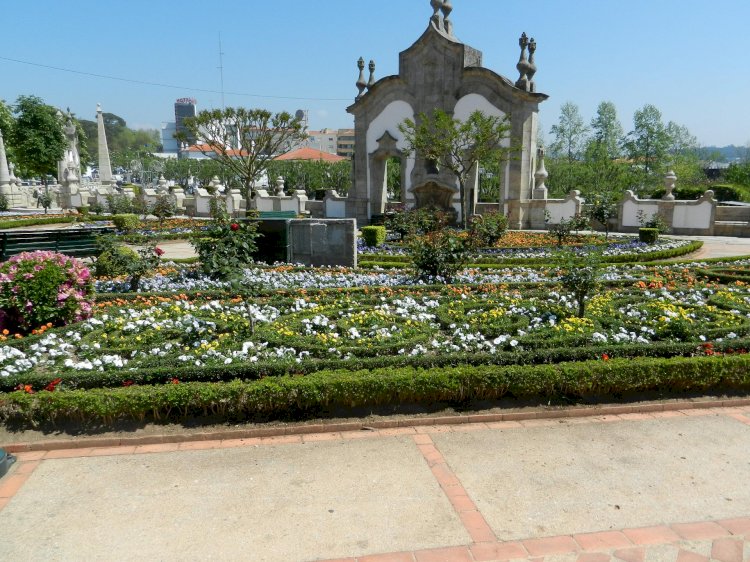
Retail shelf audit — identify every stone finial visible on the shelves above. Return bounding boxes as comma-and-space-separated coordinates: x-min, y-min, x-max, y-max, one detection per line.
441, 0, 453, 35
663, 170, 677, 201
430, 0, 443, 27
515, 33, 531, 91
534, 147, 548, 199
356, 57, 367, 100
527, 38, 537, 92
275, 176, 285, 196
367, 60, 376, 89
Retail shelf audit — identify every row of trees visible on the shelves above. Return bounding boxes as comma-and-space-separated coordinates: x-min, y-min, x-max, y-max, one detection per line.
0, 95, 161, 181
545, 101, 704, 200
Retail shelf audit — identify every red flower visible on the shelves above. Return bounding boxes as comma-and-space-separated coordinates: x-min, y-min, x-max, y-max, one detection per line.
602, 353, 610, 362
122, 380, 134, 387
44, 377, 63, 392
170, 378, 180, 384
154, 247, 165, 256
230, 223, 240, 231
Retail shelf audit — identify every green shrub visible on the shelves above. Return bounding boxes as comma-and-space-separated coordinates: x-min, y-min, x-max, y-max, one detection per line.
469, 211, 508, 246
112, 214, 141, 231
78, 205, 90, 215
639, 228, 659, 244
408, 229, 473, 283
547, 218, 573, 246
711, 184, 748, 202
150, 194, 176, 224
0, 251, 93, 334
191, 198, 261, 280
95, 245, 140, 277
361, 226, 386, 247
0, 194, 8, 212
105, 193, 134, 214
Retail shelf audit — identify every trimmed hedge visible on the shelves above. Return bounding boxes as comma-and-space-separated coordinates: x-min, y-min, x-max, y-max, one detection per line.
2, 355, 750, 425
359, 241, 704, 269
639, 228, 659, 244
361, 226, 386, 247
4, 336, 749, 393
112, 214, 140, 231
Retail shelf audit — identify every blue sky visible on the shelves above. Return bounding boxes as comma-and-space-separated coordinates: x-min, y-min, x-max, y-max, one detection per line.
1, 0, 748, 147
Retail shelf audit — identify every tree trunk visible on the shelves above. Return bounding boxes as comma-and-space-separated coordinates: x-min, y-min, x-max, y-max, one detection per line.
458, 179, 466, 230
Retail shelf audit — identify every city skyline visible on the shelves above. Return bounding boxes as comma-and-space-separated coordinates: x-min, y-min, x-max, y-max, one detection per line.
1, 0, 749, 147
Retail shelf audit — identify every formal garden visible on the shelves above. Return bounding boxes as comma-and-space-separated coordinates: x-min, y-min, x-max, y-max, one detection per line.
1, 202, 750, 429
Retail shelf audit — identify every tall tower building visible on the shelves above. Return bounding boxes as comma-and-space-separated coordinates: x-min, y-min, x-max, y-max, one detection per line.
174, 98, 198, 143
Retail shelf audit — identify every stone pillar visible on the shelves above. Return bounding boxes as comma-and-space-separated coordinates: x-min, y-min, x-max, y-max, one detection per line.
96, 104, 114, 185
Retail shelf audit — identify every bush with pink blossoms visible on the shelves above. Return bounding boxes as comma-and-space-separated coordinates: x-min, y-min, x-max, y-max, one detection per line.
0, 251, 94, 334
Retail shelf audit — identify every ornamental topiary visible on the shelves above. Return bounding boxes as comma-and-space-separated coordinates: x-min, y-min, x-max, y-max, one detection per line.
0, 251, 94, 334
361, 226, 386, 247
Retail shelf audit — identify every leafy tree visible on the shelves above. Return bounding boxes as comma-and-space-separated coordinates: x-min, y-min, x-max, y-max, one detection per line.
623, 104, 671, 190
10, 95, 66, 185
666, 121, 698, 156
589, 101, 624, 159
176, 107, 308, 210
549, 102, 589, 161
399, 109, 513, 229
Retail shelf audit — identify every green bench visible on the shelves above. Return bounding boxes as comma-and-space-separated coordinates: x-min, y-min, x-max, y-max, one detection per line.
258, 211, 298, 219
0, 228, 115, 261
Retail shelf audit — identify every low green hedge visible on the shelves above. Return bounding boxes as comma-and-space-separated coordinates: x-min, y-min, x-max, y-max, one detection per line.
0, 216, 77, 229
4, 336, 749, 393
360, 241, 704, 269
2, 355, 749, 425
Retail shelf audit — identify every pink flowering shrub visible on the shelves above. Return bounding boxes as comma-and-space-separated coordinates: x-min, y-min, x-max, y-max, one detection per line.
0, 251, 94, 334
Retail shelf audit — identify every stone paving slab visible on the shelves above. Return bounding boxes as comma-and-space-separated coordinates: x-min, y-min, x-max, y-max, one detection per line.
0, 437, 468, 561
2, 406, 750, 561
431, 415, 750, 541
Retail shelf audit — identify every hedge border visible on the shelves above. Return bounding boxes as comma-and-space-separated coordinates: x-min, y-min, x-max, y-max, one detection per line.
359, 241, 703, 268
2, 355, 750, 425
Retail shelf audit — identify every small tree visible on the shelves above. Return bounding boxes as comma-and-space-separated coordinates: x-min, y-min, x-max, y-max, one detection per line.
175, 107, 308, 211
399, 109, 513, 229
11, 95, 66, 196
558, 250, 602, 318
587, 195, 618, 239
151, 193, 176, 226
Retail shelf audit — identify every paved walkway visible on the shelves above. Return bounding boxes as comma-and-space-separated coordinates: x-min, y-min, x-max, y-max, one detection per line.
2, 402, 750, 561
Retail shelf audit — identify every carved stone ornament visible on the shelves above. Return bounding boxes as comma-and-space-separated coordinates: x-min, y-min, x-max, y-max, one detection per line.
355, 57, 367, 100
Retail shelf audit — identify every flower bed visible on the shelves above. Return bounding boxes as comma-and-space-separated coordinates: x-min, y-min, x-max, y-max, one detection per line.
0, 237, 748, 425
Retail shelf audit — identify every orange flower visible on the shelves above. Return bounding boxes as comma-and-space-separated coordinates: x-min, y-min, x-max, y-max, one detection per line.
602, 353, 610, 361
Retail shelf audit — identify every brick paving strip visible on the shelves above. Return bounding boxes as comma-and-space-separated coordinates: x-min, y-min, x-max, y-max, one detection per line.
2, 400, 750, 561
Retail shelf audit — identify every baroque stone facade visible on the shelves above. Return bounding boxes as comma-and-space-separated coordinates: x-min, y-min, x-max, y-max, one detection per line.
346, 1, 548, 228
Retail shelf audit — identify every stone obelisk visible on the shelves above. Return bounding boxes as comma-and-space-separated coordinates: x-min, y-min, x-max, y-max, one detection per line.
96, 103, 114, 185
0, 128, 11, 196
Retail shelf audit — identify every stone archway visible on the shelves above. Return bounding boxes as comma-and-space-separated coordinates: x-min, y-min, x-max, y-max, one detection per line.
368, 131, 405, 216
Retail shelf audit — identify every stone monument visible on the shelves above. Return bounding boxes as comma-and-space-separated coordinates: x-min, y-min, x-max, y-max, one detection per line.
346, 0, 548, 228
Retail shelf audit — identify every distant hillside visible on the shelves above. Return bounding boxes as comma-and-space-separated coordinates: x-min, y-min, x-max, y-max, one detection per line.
700, 145, 749, 162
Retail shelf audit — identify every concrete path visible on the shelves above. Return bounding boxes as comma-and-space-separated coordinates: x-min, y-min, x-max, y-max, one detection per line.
2, 403, 750, 561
